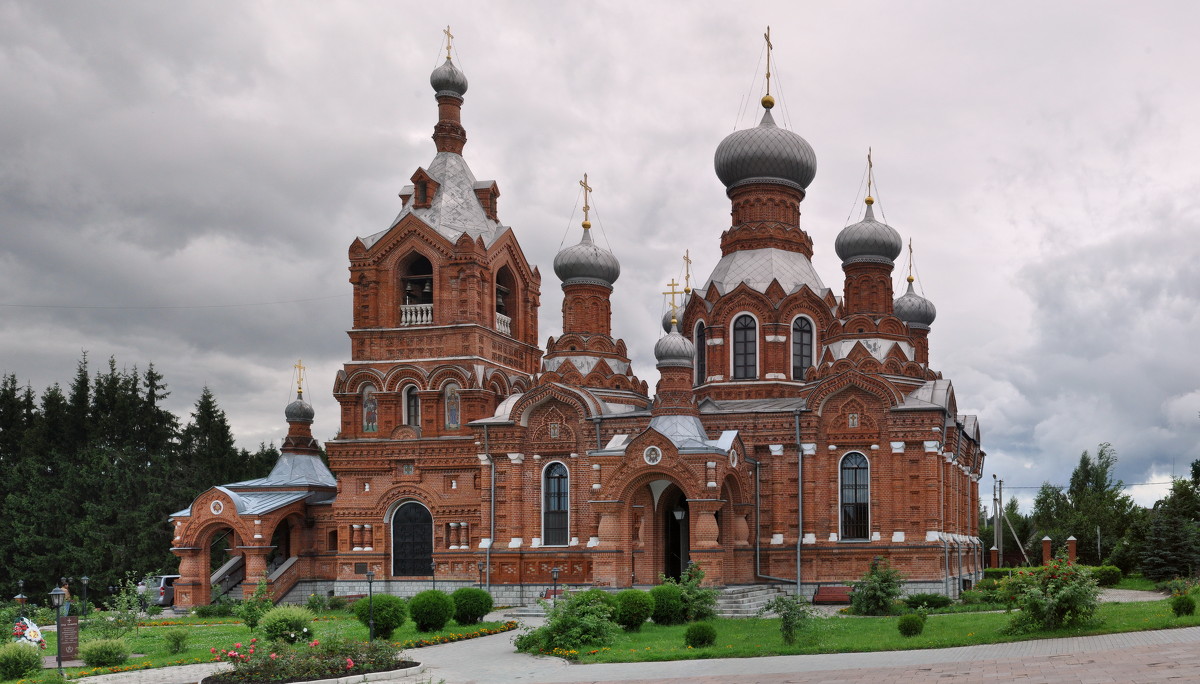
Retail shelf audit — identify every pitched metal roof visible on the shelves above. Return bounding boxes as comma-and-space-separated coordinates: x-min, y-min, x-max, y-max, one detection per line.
703, 247, 826, 296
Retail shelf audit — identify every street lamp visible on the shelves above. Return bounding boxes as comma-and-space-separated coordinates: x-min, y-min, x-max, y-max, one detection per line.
550, 567, 560, 606
431, 559, 437, 593
49, 586, 66, 676
80, 576, 89, 618
364, 571, 375, 642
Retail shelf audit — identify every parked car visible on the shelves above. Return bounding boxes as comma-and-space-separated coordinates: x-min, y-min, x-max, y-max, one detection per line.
146, 575, 181, 607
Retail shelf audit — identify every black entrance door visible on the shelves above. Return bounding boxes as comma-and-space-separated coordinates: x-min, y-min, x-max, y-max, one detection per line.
663, 495, 689, 580
392, 502, 433, 576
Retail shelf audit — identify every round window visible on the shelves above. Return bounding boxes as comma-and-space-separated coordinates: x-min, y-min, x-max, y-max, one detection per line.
643, 446, 663, 465
209, 499, 224, 515
729, 448, 739, 468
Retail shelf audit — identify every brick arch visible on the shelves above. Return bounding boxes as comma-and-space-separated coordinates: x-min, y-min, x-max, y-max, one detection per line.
511, 384, 601, 426
427, 365, 472, 390
708, 284, 776, 323
183, 516, 250, 550
606, 452, 705, 505
778, 286, 837, 330
383, 366, 429, 392
808, 370, 905, 415
377, 484, 440, 521
344, 368, 386, 393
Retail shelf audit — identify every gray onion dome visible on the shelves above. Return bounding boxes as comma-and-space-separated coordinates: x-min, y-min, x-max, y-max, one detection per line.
834, 201, 903, 264
285, 391, 315, 423
661, 303, 685, 333
714, 108, 817, 192
553, 229, 621, 288
655, 323, 695, 368
430, 58, 468, 98
894, 278, 937, 328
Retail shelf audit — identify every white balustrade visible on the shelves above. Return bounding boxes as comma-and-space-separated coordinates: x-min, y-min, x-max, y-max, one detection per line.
399, 303, 433, 326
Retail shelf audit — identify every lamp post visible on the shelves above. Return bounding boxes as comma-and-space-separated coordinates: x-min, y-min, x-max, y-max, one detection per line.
673, 506, 687, 577
550, 567, 560, 606
364, 571, 375, 642
431, 559, 437, 593
14, 580, 26, 619
80, 576, 89, 618
49, 586, 65, 676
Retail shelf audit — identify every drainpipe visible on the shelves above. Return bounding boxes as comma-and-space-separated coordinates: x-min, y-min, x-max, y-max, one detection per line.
942, 535, 950, 597
483, 425, 494, 592
749, 457, 791, 584
592, 416, 603, 450
955, 538, 964, 597
793, 408, 802, 598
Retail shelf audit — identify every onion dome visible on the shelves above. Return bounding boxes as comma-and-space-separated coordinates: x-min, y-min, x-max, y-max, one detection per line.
430, 58, 468, 98
834, 198, 903, 264
714, 101, 817, 192
655, 322, 696, 368
894, 276, 937, 328
553, 228, 621, 288
661, 303, 685, 333
284, 390, 315, 423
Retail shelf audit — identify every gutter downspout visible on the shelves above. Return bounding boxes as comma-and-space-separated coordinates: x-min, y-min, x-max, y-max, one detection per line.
794, 408, 802, 599
592, 416, 602, 450
484, 424, 494, 592
943, 535, 950, 596
750, 456, 791, 584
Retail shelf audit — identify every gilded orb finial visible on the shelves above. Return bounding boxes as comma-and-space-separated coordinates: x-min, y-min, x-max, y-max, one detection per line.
761, 94, 775, 109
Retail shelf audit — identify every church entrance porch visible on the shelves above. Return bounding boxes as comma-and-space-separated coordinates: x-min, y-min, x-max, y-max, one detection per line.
661, 487, 690, 580
391, 501, 433, 577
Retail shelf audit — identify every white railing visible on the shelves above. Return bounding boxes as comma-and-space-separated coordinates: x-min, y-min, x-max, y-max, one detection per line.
400, 303, 433, 326
496, 312, 512, 336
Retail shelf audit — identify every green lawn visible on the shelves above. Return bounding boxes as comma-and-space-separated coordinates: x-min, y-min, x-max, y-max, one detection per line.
577, 598, 1195, 663
4, 613, 511, 683
1114, 573, 1159, 591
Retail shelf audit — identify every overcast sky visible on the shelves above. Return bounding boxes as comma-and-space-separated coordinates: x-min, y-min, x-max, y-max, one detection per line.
3, 1, 1198, 510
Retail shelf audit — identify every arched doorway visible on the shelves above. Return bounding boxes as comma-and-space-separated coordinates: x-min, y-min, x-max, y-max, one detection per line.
205, 525, 244, 603
391, 502, 433, 576
661, 486, 690, 580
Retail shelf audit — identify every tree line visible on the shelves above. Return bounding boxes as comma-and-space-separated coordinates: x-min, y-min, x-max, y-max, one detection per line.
980, 442, 1200, 581
0, 354, 279, 600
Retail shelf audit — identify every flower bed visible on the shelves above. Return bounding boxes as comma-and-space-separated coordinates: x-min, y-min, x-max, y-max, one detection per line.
200, 637, 415, 684
394, 620, 518, 649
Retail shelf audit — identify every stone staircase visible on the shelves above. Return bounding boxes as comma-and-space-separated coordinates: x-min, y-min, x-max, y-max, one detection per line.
715, 584, 790, 618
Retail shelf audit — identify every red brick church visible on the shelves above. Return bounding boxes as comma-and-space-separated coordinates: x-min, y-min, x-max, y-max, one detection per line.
168, 43, 984, 607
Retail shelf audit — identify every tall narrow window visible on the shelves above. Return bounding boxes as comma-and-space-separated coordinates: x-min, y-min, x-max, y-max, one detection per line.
403, 385, 420, 427
732, 315, 757, 380
362, 385, 378, 433
792, 317, 814, 379
543, 462, 569, 546
840, 452, 870, 540
444, 383, 460, 429
694, 322, 706, 386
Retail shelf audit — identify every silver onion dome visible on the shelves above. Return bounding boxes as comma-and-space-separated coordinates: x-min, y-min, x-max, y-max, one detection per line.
430, 58, 468, 98
714, 108, 817, 191
834, 202, 903, 264
661, 303, 685, 333
553, 229, 621, 288
655, 323, 695, 368
894, 278, 937, 328
285, 391, 315, 423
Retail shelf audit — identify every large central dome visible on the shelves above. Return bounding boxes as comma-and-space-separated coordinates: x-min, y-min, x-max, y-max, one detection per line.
714, 107, 817, 191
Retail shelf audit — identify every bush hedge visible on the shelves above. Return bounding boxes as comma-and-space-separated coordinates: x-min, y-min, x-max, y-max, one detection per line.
451, 587, 494, 625
513, 588, 619, 654
614, 589, 655, 631
80, 638, 131, 667
0, 643, 43, 680
260, 605, 315, 644
897, 613, 926, 637
902, 593, 951, 610
649, 584, 686, 625
1092, 565, 1122, 587
352, 594, 407, 639
1172, 594, 1196, 617
409, 590, 455, 632
683, 622, 717, 648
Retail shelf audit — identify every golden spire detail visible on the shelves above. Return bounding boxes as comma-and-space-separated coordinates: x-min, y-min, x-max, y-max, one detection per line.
683, 250, 694, 294
662, 278, 684, 322
865, 147, 875, 205
579, 173, 593, 229
906, 238, 915, 283
443, 25, 455, 61
762, 26, 775, 109
294, 359, 306, 398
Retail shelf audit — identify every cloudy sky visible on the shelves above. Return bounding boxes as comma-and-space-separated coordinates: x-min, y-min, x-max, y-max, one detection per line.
3, 1, 1198, 509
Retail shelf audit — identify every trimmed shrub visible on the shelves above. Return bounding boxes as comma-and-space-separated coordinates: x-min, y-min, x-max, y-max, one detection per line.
850, 557, 905, 616
513, 588, 619, 654
352, 594, 407, 640
0, 643, 43, 680
145, 604, 164, 616
451, 587, 494, 625
162, 627, 189, 654
683, 622, 717, 648
327, 595, 348, 611
576, 588, 618, 611
80, 638, 131, 667
193, 601, 237, 618
1092, 565, 1122, 587
1172, 594, 1196, 617
614, 589, 655, 631
897, 613, 926, 637
1002, 552, 1101, 633
902, 593, 951, 610
260, 605, 315, 644
649, 584, 686, 625
409, 590, 455, 632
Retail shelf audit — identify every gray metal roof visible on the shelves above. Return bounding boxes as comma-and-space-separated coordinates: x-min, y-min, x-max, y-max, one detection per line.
714, 108, 817, 190
169, 488, 318, 519
368, 152, 500, 247
430, 58, 468, 97
703, 247, 826, 296
897, 379, 954, 412
894, 279, 937, 327
654, 328, 695, 367
552, 228, 620, 287
542, 355, 630, 375
834, 204, 903, 263
697, 397, 808, 414
648, 414, 720, 452
229, 452, 336, 489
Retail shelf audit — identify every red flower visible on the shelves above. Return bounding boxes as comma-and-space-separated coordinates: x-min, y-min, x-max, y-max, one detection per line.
346, 657, 355, 669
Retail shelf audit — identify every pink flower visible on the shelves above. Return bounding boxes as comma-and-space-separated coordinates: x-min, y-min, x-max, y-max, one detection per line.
250, 638, 257, 643
270, 653, 278, 660
210, 648, 217, 654
234, 643, 242, 649
249, 647, 255, 654
346, 658, 355, 669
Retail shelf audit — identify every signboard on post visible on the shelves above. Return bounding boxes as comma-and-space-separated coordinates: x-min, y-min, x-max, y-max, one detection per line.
59, 617, 79, 659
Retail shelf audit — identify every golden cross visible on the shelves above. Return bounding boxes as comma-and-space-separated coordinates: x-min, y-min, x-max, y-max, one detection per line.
764, 26, 773, 96
443, 25, 454, 61
662, 278, 684, 309
867, 147, 874, 197
683, 250, 693, 294
579, 173, 593, 226
294, 359, 306, 395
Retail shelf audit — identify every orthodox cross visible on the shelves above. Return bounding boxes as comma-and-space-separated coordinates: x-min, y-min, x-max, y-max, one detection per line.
683, 250, 694, 293
580, 173, 593, 227
867, 147, 874, 199
294, 359, 306, 396
662, 279, 684, 326
443, 26, 455, 60
764, 26, 773, 97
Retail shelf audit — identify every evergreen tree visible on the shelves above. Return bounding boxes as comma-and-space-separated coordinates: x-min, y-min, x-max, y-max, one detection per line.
1030, 443, 1136, 564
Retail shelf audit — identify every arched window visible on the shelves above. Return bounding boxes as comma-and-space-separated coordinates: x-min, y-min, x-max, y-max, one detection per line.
840, 452, 870, 540
543, 462, 569, 546
694, 322, 706, 386
732, 314, 757, 380
362, 385, 378, 433
792, 317, 814, 379
400, 254, 434, 307
403, 385, 420, 427
444, 383, 461, 429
